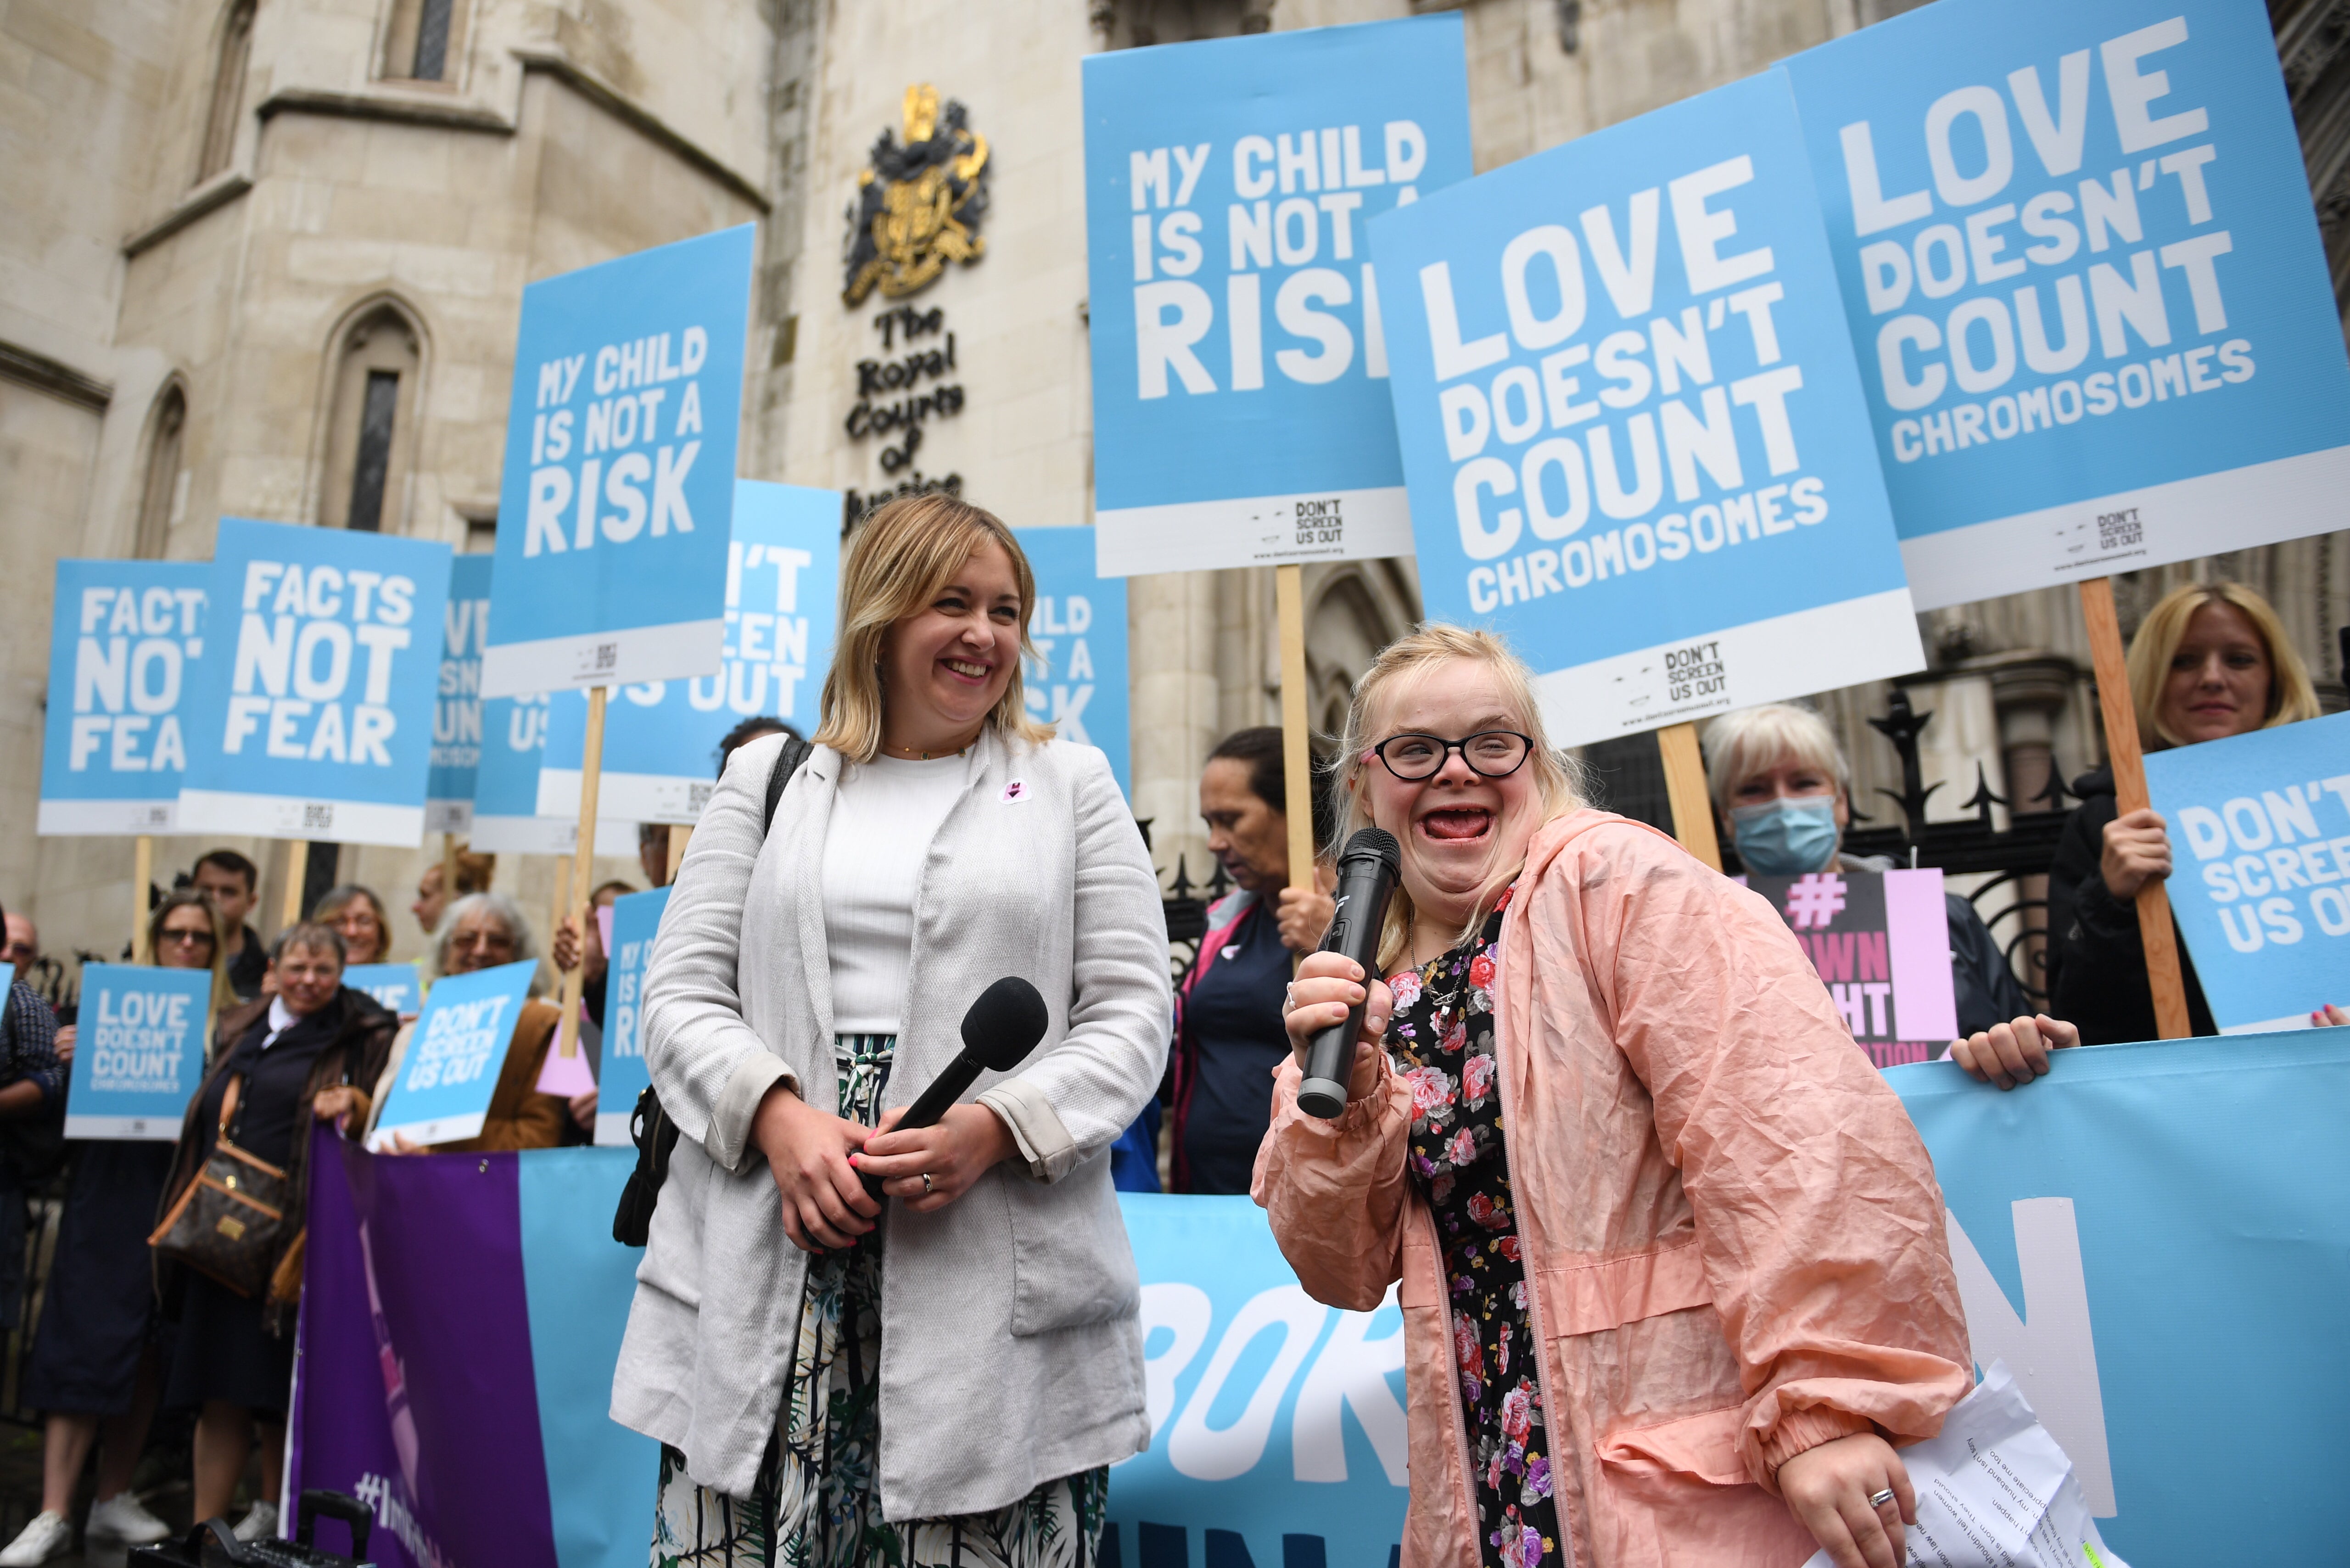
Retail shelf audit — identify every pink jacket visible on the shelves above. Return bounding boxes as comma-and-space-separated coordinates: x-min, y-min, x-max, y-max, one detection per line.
1253, 812, 1970, 1568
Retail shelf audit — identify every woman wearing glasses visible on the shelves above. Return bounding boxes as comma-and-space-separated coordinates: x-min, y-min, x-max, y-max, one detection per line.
1257, 626, 1969, 1568
5, 891, 236, 1563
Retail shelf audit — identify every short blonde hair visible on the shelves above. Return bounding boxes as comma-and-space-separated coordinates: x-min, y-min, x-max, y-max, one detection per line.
2127, 581, 2321, 748
814, 494, 1055, 763
1702, 703, 1850, 814
1330, 624, 1585, 970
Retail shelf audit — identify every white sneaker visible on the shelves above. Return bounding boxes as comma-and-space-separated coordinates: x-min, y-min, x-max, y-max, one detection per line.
232, 1500, 279, 1542
0, 1511, 72, 1567
86, 1490, 173, 1545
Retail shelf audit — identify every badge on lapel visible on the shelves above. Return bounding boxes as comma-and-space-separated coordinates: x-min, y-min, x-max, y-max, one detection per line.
1000, 780, 1029, 803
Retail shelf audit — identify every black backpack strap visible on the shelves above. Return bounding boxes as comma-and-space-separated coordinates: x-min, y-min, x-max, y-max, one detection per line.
762, 735, 814, 837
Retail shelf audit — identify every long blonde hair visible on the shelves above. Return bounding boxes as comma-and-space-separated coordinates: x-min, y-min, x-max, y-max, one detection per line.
814, 495, 1055, 763
1328, 625, 1586, 971
147, 888, 235, 1022
2126, 581, 2320, 748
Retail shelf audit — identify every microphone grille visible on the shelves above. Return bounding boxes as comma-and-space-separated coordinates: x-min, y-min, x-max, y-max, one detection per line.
1342, 826, 1402, 873
961, 976, 1052, 1072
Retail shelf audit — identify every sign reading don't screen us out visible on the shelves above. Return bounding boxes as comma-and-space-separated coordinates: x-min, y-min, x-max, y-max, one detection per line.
67, 964, 213, 1140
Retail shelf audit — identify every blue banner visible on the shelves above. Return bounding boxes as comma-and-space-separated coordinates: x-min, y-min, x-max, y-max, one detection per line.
369, 959, 537, 1148
591, 886, 669, 1148
539, 482, 840, 824
1015, 528, 1130, 800
1083, 17, 1471, 576
2142, 711, 2350, 1031
482, 225, 755, 698
428, 555, 493, 834
345, 962, 424, 1018
1779, 0, 2350, 609
37, 560, 208, 836
1371, 71, 1921, 746
179, 518, 453, 847
64, 963, 212, 1140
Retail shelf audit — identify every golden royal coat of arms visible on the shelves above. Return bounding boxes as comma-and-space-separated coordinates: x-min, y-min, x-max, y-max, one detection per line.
842, 86, 990, 306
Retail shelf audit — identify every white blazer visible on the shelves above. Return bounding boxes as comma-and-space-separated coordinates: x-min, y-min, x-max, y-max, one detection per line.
610, 728, 1170, 1517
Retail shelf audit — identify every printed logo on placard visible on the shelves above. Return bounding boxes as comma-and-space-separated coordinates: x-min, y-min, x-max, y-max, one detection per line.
1292, 496, 1345, 548
304, 802, 335, 832
1665, 639, 1727, 705
688, 781, 713, 813
594, 642, 619, 672
2096, 508, 2144, 551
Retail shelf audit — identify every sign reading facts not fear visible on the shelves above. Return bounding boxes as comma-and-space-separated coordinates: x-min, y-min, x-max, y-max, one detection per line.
1082, 15, 1472, 577
37, 560, 208, 836
481, 225, 755, 698
1779, 0, 2350, 608
1371, 71, 1924, 748
177, 518, 453, 847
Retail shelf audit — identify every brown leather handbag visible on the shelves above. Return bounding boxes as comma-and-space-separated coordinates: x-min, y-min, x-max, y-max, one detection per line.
149, 1076, 291, 1298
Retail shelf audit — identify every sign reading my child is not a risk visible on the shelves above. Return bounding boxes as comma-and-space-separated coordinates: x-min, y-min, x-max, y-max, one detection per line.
1779, 0, 2350, 609
369, 959, 538, 1150
1014, 528, 1130, 800
427, 554, 492, 834
178, 518, 453, 847
65, 964, 213, 1140
480, 225, 755, 698
1083, 16, 1471, 577
1371, 71, 1924, 748
37, 560, 208, 836
2144, 710, 2350, 1033
537, 481, 839, 824
593, 885, 670, 1147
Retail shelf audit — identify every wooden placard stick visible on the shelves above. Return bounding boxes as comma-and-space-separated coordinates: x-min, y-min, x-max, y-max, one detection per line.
132, 836, 153, 964
441, 831, 461, 905
2078, 578, 2192, 1039
1275, 566, 1319, 909
1657, 721, 1723, 872
557, 686, 609, 1058
280, 841, 310, 930
667, 823, 691, 885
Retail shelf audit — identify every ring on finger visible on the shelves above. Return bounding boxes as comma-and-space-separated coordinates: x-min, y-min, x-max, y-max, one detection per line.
1866, 1487, 1897, 1510
921, 1171, 934, 1195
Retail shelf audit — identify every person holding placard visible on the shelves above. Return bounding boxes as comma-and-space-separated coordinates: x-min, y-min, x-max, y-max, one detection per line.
157, 922, 396, 1542
616, 495, 1169, 1567
310, 885, 392, 966
3, 892, 232, 1563
2049, 583, 2328, 1045
1262, 626, 1969, 1568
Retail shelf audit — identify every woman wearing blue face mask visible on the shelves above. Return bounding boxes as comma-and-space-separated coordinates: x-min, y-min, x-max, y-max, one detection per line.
1704, 705, 2060, 1085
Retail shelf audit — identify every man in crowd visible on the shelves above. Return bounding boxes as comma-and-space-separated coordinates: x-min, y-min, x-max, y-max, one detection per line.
3, 913, 37, 986
190, 851, 266, 1000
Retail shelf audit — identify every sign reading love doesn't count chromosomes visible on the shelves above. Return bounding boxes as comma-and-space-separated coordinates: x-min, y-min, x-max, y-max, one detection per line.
67, 964, 213, 1140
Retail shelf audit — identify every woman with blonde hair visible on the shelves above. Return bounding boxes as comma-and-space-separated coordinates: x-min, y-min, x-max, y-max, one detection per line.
2048, 580, 2332, 1042
615, 494, 1169, 1567
1259, 625, 1970, 1568
309, 884, 392, 967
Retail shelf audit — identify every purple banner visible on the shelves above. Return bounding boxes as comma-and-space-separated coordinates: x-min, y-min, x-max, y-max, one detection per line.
292, 1129, 559, 1568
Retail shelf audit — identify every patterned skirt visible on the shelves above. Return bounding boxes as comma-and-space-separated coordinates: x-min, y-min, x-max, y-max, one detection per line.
651, 1034, 1108, 1568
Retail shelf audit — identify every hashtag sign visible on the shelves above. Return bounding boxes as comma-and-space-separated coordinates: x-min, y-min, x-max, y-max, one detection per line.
1782, 873, 1846, 930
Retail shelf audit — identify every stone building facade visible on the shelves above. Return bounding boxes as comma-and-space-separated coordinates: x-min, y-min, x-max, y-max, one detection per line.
4, 0, 2347, 974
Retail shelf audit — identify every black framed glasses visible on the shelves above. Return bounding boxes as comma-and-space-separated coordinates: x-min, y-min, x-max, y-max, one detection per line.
1365, 730, 1534, 781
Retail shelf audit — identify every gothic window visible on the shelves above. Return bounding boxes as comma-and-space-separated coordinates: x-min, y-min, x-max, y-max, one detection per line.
133, 384, 188, 560
319, 303, 424, 533
196, 0, 255, 182
382, 0, 466, 82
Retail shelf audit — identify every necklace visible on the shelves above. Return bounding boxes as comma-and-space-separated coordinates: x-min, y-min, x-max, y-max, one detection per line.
879, 739, 972, 760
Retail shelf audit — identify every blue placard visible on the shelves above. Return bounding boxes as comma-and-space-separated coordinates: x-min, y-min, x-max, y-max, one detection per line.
1371, 71, 1922, 746
538, 481, 840, 823
592, 886, 670, 1148
369, 959, 537, 1148
2143, 711, 2350, 1031
467, 690, 635, 858
342, 962, 423, 1017
37, 560, 209, 837
1014, 528, 1130, 801
178, 518, 453, 847
1779, 0, 2350, 609
1083, 17, 1471, 576
427, 555, 493, 833
64, 963, 213, 1140
481, 225, 754, 697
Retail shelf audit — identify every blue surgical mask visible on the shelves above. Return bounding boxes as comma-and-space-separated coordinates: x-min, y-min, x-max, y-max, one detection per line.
1730, 797, 1840, 876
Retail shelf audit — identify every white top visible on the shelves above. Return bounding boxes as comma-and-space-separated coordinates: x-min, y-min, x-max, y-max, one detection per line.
821, 753, 968, 1034
262, 996, 298, 1048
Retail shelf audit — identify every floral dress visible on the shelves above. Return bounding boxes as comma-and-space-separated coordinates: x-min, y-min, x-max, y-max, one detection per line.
1384, 887, 1561, 1568
651, 1034, 1108, 1568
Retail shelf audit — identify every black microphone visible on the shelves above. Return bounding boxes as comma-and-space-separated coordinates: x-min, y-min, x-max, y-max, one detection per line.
1296, 827, 1402, 1120
862, 976, 1051, 1198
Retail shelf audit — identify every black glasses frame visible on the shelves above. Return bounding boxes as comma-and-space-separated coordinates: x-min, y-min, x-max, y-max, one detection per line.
1368, 730, 1536, 781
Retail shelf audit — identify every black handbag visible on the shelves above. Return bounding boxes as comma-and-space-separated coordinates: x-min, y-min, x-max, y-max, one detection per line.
612, 734, 810, 1247
148, 1076, 291, 1298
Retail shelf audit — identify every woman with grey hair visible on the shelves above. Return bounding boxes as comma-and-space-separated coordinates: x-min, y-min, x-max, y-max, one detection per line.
315, 891, 568, 1152
1701, 702, 2065, 1088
